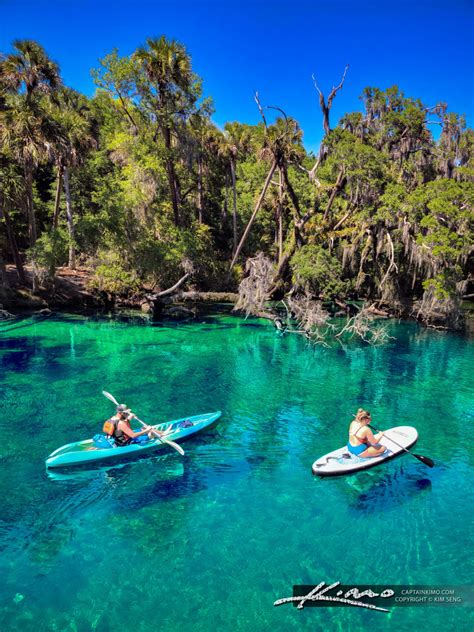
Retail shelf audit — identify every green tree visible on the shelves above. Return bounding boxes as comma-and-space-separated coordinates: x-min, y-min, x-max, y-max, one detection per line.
133, 36, 201, 226
0, 39, 60, 102
0, 40, 61, 245
0, 95, 58, 245
49, 87, 97, 267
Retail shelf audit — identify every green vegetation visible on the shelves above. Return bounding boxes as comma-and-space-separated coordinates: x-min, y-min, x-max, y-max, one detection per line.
0, 38, 472, 330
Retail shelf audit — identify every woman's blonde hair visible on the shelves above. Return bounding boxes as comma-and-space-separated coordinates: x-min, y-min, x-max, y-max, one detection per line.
355, 408, 371, 422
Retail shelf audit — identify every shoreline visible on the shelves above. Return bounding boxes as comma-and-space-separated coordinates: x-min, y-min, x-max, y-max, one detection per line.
1, 264, 473, 334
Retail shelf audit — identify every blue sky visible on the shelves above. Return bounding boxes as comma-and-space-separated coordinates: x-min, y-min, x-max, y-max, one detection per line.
1, 0, 473, 152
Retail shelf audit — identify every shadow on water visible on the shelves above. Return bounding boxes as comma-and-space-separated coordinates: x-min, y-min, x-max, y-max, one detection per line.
149, 315, 269, 332
343, 463, 433, 514
48, 308, 266, 330
113, 453, 262, 512
0, 334, 91, 377
0, 335, 44, 372
0, 312, 54, 334
15, 456, 185, 566
117, 464, 203, 509
42, 452, 258, 536
46, 459, 153, 484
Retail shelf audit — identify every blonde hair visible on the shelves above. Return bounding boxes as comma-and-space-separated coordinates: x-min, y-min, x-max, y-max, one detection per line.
355, 408, 371, 423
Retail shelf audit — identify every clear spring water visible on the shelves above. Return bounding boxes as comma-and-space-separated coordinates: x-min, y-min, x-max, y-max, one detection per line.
0, 312, 472, 632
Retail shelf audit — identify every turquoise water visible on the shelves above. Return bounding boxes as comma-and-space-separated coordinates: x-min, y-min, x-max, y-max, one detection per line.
0, 312, 473, 632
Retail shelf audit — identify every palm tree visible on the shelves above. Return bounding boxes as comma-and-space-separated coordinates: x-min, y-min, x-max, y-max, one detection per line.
220, 122, 252, 254
50, 88, 96, 268
187, 109, 217, 224
0, 39, 61, 101
134, 36, 199, 227
0, 95, 57, 245
0, 40, 61, 245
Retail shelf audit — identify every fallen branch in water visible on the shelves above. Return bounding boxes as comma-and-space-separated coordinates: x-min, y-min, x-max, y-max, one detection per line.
234, 254, 394, 345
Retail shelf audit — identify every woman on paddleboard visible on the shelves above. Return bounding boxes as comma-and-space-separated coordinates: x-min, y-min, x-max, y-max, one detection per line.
348, 409, 386, 457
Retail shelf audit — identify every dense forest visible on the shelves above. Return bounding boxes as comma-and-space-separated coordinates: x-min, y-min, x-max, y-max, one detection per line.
0, 38, 473, 335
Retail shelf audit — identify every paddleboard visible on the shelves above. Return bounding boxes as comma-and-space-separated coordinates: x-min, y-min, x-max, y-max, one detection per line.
312, 426, 418, 477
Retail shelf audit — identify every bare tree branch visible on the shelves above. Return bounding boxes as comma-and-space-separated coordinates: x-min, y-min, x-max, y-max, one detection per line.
323, 167, 346, 221
379, 231, 399, 289
327, 64, 350, 110
254, 92, 268, 129
332, 205, 353, 231
150, 272, 190, 297
312, 64, 349, 136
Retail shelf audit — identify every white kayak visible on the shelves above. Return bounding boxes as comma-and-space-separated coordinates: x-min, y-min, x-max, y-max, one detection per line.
312, 426, 418, 477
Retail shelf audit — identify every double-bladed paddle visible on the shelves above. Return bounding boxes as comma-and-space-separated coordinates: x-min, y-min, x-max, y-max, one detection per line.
369, 424, 434, 468
102, 390, 185, 456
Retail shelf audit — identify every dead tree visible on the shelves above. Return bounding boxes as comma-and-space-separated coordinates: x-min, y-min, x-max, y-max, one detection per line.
234, 252, 276, 316
312, 64, 349, 136
294, 64, 350, 182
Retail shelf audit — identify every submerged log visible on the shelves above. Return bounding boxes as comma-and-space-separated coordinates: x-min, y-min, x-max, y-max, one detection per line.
143, 264, 239, 319
0, 306, 14, 320
144, 272, 191, 318
365, 303, 389, 318
166, 306, 195, 320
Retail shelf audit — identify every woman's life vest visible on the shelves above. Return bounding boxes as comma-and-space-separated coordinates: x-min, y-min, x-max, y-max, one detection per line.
103, 416, 130, 446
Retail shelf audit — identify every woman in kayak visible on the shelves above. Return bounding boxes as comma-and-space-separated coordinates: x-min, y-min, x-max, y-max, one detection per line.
111, 405, 158, 447
348, 409, 386, 457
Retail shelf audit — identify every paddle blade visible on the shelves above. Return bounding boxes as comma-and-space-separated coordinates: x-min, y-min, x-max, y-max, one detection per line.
162, 438, 185, 456
102, 390, 119, 406
415, 454, 434, 468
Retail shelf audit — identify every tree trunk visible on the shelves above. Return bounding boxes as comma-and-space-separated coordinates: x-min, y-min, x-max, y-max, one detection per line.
268, 231, 297, 297
24, 161, 37, 246
63, 167, 76, 269
230, 157, 238, 254
278, 168, 283, 262
197, 155, 203, 223
229, 159, 278, 272
281, 165, 301, 219
222, 171, 229, 227
321, 101, 331, 136
0, 207, 26, 284
166, 157, 181, 226
323, 168, 346, 221
313, 66, 349, 137
0, 253, 9, 295
163, 126, 182, 226
52, 162, 64, 229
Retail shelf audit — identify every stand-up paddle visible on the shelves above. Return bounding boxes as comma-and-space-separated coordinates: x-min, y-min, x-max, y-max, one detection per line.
102, 391, 185, 456
369, 424, 433, 468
